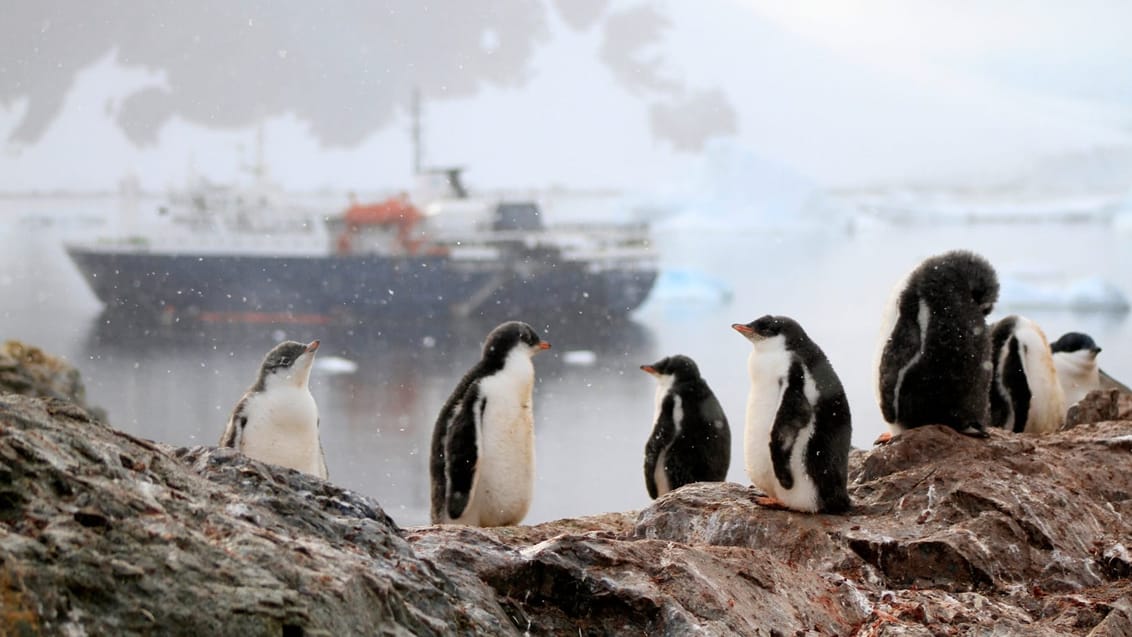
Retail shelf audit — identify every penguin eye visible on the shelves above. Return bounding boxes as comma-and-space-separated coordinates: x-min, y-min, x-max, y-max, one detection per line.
279, 357, 291, 366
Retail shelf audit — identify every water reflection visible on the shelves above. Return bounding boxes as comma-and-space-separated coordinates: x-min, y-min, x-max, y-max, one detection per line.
80, 311, 658, 525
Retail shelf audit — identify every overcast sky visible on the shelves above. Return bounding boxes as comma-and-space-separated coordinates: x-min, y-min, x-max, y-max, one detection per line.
2, 0, 1130, 192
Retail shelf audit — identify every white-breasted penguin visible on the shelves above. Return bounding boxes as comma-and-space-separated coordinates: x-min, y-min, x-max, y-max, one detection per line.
1050, 332, 1131, 406
640, 354, 730, 499
732, 316, 852, 514
429, 321, 551, 526
219, 340, 328, 479
876, 250, 999, 440
988, 315, 1065, 434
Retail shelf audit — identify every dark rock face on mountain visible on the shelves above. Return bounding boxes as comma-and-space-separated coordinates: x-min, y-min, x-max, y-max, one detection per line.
1, 344, 1131, 635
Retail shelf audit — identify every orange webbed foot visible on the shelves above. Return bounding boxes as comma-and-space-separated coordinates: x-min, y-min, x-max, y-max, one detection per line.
873, 431, 894, 445
754, 496, 790, 510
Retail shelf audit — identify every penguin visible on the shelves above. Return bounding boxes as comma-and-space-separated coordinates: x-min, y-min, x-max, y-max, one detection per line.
640, 355, 731, 499
876, 250, 999, 440
219, 340, 328, 479
1050, 332, 1131, 406
988, 315, 1065, 434
732, 315, 851, 514
429, 321, 550, 526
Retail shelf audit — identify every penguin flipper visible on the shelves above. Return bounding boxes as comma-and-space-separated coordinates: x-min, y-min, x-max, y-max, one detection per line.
644, 394, 678, 500
878, 302, 922, 424
219, 397, 248, 448
770, 360, 813, 491
316, 418, 329, 480
444, 393, 483, 520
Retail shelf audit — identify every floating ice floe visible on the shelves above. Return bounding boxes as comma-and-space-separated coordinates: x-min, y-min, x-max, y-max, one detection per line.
998, 275, 1130, 312
561, 350, 597, 366
646, 268, 733, 306
314, 356, 359, 375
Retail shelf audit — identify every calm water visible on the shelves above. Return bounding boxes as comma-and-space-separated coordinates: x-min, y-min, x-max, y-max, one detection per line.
2, 197, 1130, 525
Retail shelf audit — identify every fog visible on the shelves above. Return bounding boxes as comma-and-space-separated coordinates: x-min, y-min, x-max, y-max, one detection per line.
4, 0, 1132, 191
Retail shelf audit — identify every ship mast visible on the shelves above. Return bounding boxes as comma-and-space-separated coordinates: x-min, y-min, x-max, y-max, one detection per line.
411, 88, 423, 176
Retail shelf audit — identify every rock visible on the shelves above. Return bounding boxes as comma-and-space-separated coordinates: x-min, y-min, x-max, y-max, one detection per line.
0, 394, 514, 636
3, 343, 1132, 635
412, 423, 1132, 635
1066, 389, 1122, 429
0, 339, 106, 420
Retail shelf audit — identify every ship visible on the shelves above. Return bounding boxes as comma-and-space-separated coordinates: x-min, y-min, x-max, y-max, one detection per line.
64, 169, 658, 326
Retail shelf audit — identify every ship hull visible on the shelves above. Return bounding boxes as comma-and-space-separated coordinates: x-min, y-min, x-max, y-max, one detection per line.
65, 248, 657, 324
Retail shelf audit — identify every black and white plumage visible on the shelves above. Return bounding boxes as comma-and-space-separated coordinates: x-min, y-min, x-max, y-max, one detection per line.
219, 340, 328, 479
876, 250, 999, 438
429, 321, 551, 526
988, 316, 1065, 434
732, 316, 851, 514
640, 355, 730, 499
1050, 332, 1101, 407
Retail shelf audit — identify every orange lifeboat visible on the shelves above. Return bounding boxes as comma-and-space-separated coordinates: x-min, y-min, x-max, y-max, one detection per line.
337, 193, 430, 255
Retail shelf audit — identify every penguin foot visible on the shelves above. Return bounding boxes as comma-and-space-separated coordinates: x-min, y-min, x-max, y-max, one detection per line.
873, 431, 894, 445
754, 496, 789, 510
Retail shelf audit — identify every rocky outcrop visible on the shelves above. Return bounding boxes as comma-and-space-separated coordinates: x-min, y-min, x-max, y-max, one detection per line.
1066, 388, 1132, 428
0, 340, 105, 420
411, 419, 1132, 635
0, 393, 522, 636
1, 347, 1131, 635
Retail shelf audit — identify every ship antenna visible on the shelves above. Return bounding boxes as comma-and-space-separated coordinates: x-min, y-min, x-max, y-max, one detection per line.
255, 123, 267, 183
411, 88, 423, 175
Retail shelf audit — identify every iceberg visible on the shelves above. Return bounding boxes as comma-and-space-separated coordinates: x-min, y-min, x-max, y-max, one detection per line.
645, 268, 733, 306
561, 350, 597, 366
313, 356, 359, 375
998, 275, 1130, 312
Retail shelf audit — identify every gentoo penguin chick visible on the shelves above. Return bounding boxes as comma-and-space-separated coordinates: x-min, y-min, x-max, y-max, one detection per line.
988, 316, 1065, 434
429, 321, 551, 526
1050, 332, 1131, 406
1050, 332, 1101, 407
640, 355, 731, 499
732, 316, 851, 514
219, 340, 328, 479
876, 250, 999, 441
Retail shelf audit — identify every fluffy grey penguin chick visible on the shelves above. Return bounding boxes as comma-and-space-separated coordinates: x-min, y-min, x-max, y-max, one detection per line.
876, 250, 999, 442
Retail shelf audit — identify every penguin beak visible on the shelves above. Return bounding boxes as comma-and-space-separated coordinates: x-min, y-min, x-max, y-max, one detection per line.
538, 342, 551, 351
306, 340, 320, 353
640, 365, 657, 375
732, 323, 754, 336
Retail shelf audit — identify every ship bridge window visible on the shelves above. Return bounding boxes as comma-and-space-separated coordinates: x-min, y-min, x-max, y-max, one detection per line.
493, 203, 543, 232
